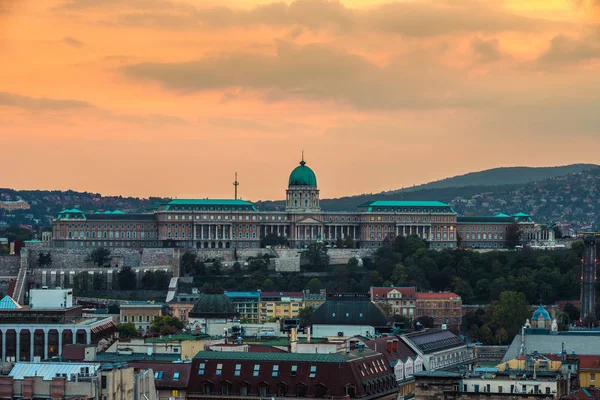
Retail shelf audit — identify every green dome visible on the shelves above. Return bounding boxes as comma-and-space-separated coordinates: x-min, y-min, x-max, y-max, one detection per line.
189, 292, 238, 319
288, 160, 317, 187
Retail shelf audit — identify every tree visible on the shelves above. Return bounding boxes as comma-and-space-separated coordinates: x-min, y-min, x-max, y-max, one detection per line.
304, 243, 330, 268
233, 262, 242, 275
154, 269, 170, 290
261, 278, 275, 291
150, 315, 184, 336
117, 323, 138, 338
141, 270, 157, 289
86, 247, 112, 267
37, 252, 52, 268
505, 222, 522, 249
117, 266, 136, 290
306, 278, 323, 294
261, 233, 289, 248
378, 303, 394, 319
390, 264, 409, 286
414, 316, 434, 329
343, 237, 355, 249
563, 302, 580, 323
92, 273, 105, 290
552, 225, 563, 239
487, 291, 530, 340
298, 307, 314, 325
180, 251, 197, 276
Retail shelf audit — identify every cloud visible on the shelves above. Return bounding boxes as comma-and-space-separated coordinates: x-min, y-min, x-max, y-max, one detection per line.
206, 116, 311, 133
537, 34, 600, 64
0, 92, 94, 110
122, 41, 478, 110
62, 36, 85, 47
471, 37, 503, 62
107, 112, 189, 128
68, 0, 563, 37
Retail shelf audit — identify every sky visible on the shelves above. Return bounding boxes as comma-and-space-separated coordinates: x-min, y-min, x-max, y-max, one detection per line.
1, 0, 600, 201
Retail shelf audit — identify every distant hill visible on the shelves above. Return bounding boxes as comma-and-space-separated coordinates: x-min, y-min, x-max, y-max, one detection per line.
394, 164, 599, 193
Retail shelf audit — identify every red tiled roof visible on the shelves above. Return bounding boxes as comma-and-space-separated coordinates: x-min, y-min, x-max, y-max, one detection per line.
371, 287, 416, 300
563, 388, 600, 400
364, 336, 417, 365
415, 292, 459, 299
577, 355, 600, 370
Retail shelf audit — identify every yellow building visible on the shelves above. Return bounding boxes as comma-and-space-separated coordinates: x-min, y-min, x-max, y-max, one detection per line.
578, 356, 600, 388
303, 289, 327, 310
259, 291, 304, 321
497, 356, 563, 372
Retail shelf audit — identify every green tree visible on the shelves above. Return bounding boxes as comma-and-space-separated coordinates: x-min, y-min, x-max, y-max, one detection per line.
233, 262, 242, 275
563, 302, 580, 323
92, 273, 105, 290
154, 269, 170, 290
505, 222, 522, 249
571, 240, 584, 258
141, 270, 157, 289
180, 251, 197, 276
487, 291, 529, 340
261, 278, 275, 291
86, 247, 112, 267
298, 307, 314, 325
304, 243, 330, 268
390, 264, 409, 286
306, 278, 323, 294
117, 322, 138, 338
150, 315, 184, 336
117, 266, 137, 290
414, 316, 434, 329
451, 276, 473, 304
37, 252, 52, 268
73, 271, 89, 292
260, 233, 289, 248
343, 237, 355, 249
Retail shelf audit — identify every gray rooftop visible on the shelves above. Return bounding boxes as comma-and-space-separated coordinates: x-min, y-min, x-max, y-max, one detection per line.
9, 362, 101, 381
503, 331, 600, 362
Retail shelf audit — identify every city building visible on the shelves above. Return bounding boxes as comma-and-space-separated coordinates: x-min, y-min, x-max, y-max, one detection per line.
415, 292, 463, 329
308, 293, 389, 338
303, 289, 327, 310
580, 233, 598, 321
577, 355, 600, 388
224, 291, 261, 323
401, 328, 476, 371
370, 286, 417, 320
188, 291, 239, 335
0, 289, 115, 362
364, 336, 423, 398
129, 361, 191, 400
0, 200, 30, 211
50, 157, 489, 250
457, 213, 535, 249
259, 291, 304, 322
120, 302, 164, 335
188, 349, 400, 399
0, 362, 156, 400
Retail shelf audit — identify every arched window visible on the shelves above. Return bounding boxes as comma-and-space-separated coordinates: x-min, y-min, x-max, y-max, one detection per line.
296, 383, 307, 397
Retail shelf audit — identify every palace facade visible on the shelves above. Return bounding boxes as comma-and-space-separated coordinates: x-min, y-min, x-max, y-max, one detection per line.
51, 157, 535, 250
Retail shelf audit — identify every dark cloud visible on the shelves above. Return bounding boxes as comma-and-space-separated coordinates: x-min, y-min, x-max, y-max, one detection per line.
62, 36, 85, 47
537, 34, 600, 64
0, 92, 94, 110
471, 37, 503, 62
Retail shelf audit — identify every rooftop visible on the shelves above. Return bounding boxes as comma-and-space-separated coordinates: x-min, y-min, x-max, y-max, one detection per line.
360, 200, 451, 208
9, 362, 101, 381
194, 349, 378, 363
403, 329, 465, 355
95, 352, 181, 363
163, 199, 256, 211
0, 295, 21, 310
415, 292, 460, 300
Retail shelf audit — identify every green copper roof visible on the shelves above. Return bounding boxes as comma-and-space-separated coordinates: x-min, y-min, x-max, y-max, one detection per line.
513, 212, 530, 217
360, 201, 450, 208
288, 159, 317, 187
167, 199, 254, 206
495, 213, 509, 217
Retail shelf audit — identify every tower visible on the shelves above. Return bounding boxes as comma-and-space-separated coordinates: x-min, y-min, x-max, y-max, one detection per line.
233, 172, 239, 200
285, 153, 320, 213
580, 233, 598, 321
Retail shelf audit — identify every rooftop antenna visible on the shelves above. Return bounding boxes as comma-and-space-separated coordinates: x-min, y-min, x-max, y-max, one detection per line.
233, 172, 239, 200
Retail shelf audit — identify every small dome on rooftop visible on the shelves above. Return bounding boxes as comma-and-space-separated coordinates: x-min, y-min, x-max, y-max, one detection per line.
189, 292, 238, 319
532, 304, 551, 321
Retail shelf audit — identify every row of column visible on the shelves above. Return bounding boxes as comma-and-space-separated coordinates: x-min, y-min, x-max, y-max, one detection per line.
322, 225, 358, 240
193, 224, 233, 241
395, 225, 431, 239
0, 328, 91, 362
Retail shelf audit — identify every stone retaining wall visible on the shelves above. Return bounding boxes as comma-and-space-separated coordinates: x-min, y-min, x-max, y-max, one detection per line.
0, 256, 20, 276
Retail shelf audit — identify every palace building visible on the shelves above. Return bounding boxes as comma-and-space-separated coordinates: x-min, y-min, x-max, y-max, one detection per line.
51, 156, 535, 250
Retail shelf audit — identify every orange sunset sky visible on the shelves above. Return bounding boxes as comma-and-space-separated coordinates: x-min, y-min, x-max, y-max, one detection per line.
1, 0, 599, 201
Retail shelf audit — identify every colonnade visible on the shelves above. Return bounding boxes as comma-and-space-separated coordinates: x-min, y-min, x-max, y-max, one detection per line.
0, 327, 91, 362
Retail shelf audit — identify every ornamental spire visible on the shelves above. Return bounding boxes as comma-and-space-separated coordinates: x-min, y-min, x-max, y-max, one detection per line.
300, 150, 306, 166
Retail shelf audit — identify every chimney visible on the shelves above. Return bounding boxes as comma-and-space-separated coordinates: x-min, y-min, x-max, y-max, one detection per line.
392, 339, 399, 353
386, 340, 393, 353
